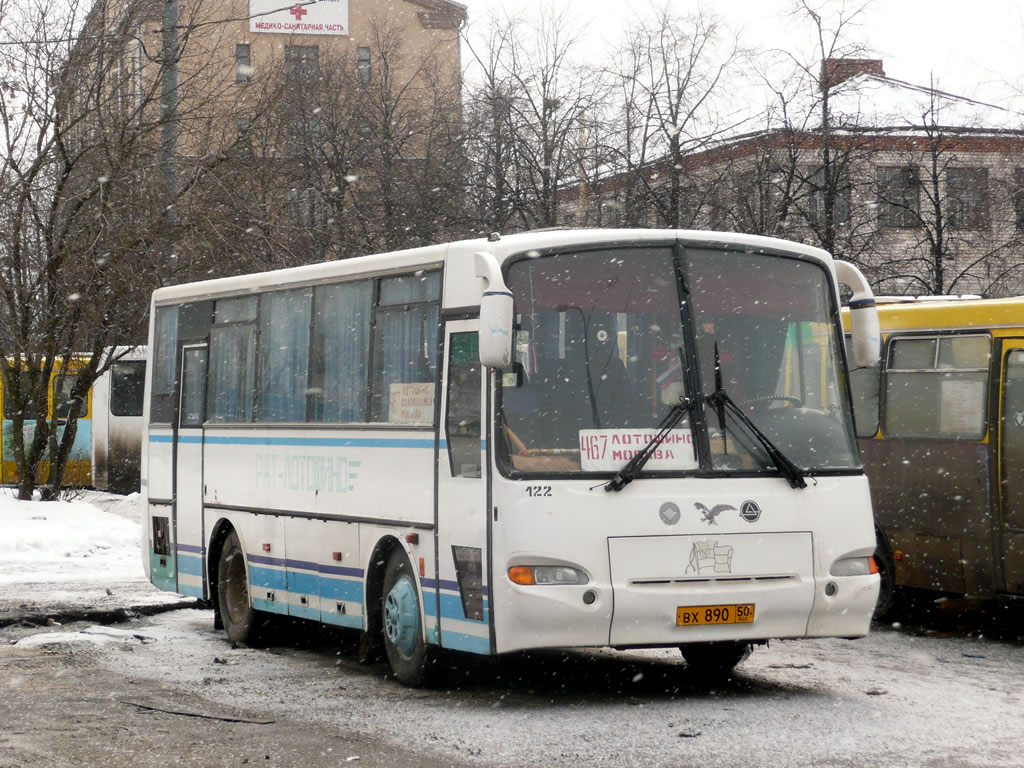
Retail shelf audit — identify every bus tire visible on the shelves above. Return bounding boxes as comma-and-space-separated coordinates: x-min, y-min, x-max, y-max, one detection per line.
217, 530, 263, 645
381, 548, 436, 687
680, 641, 752, 678
873, 528, 898, 622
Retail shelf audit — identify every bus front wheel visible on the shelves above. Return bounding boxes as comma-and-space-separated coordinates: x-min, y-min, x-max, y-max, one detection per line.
381, 548, 436, 686
680, 641, 752, 678
217, 530, 263, 645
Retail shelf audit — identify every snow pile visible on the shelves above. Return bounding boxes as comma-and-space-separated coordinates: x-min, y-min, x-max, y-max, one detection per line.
0, 490, 144, 586
14, 624, 151, 649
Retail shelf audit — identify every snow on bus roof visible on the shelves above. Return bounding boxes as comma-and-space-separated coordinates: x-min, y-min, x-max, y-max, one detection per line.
151, 229, 835, 306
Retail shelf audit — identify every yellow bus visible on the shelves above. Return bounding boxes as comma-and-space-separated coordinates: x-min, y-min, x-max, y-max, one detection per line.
1, 356, 94, 487
843, 296, 1024, 614
0, 350, 146, 492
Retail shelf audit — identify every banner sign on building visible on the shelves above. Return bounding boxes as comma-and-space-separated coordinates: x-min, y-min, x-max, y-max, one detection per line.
250, 0, 350, 36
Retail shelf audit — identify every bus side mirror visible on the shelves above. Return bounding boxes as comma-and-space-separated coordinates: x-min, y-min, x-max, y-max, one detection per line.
475, 251, 514, 369
835, 260, 880, 368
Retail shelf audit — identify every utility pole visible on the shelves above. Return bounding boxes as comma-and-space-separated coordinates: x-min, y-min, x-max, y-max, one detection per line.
160, 0, 179, 236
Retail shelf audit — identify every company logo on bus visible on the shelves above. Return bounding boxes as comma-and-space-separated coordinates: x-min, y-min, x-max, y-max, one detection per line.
739, 500, 762, 523
659, 502, 681, 525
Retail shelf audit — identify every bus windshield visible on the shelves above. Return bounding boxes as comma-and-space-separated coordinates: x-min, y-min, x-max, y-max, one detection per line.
498, 244, 859, 477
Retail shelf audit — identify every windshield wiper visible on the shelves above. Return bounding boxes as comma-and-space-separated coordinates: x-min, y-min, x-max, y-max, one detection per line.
705, 387, 808, 489
604, 397, 695, 492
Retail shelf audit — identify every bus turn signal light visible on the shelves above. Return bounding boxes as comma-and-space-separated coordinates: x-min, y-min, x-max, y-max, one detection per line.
869, 556, 879, 575
508, 566, 535, 585
508, 565, 589, 585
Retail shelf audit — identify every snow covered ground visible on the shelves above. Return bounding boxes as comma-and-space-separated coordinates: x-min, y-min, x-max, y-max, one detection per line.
0, 489, 192, 621
3, 489, 1024, 766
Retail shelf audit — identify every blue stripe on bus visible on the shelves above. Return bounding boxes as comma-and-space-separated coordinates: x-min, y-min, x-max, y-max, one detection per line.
441, 630, 491, 655
288, 603, 321, 621
148, 435, 485, 452
439, 593, 489, 623
178, 583, 204, 599
176, 553, 204, 577
248, 553, 287, 568
242, 555, 491, 641
435, 578, 489, 597
321, 611, 363, 630
249, 565, 288, 591
151, 434, 435, 449
177, 543, 203, 555
287, 559, 364, 579
252, 597, 289, 615
319, 578, 364, 603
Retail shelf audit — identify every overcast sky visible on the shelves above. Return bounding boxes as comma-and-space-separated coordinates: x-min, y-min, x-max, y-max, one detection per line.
461, 0, 1024, 104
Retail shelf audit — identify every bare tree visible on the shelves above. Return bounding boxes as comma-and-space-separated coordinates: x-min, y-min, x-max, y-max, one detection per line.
600, 6, 739, 229
871, 83, 1024, 296
0, 0, 234, 498
726, 0, 884, 262
463, 8, 606, 231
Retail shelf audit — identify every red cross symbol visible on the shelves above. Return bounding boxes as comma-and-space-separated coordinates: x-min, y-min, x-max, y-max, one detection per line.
288, 5, 307, 20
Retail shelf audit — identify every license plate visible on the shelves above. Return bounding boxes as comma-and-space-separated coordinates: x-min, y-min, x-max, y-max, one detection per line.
676, 603, 755, 626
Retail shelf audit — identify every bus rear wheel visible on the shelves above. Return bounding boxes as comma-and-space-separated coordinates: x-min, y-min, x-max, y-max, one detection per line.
381, 548, 436, 686
680, 641, 752, 678
217, 530, 263, 645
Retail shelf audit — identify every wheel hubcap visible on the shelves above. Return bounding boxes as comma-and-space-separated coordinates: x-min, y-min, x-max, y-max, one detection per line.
384, 575, 419, 658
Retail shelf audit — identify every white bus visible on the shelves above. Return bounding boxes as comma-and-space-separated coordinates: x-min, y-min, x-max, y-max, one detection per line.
92, 347, 147, 494
142, 229, 881, 685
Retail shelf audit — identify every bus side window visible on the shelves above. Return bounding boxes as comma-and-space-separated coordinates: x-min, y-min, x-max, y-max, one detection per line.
53, 374, 82, 419
207, 297, 257, 424
111, 361, 146, 417
883, 334, 989, 439
370, 273, 441, 424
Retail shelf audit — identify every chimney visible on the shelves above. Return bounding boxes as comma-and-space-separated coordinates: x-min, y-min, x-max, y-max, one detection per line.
820, 58, 885, 91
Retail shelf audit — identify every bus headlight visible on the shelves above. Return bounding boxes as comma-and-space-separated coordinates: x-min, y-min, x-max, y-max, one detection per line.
508, 565, 589, 585
829, 556, 879, 577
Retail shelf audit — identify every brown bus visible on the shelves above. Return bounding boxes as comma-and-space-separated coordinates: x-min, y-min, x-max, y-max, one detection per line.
844, 297, 1024, 615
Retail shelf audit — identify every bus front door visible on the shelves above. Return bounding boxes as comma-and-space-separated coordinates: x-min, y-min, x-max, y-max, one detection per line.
999, 342, 1024, 595
174, 345, 208, 599
435, 321, 492, 655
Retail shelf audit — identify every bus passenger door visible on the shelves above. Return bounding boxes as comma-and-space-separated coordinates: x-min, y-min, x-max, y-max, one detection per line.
435, 321, 492, 655
999, 341, 1024, 595
174, 345, 208, 599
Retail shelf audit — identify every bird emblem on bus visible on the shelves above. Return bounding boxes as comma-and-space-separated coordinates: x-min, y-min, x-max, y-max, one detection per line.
695, 502, 736, 526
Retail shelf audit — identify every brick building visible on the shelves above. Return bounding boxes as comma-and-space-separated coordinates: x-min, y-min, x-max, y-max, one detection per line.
61, 0, 468, 266
573, 59, 1024, 297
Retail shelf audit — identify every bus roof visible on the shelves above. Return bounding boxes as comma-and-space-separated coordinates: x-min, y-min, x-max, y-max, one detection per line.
841, 295, 1024, 333
151, 229, 836, 307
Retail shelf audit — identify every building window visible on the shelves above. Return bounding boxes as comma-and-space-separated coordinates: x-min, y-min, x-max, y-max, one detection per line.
235, 118, 253, 156
947, 167, 989, 229
805, 167, 851, 229
286, 116, 320, 156
1014, 168, 1024, 233
235, 43, 251, 83
877, 166, 919, 228
357, 46, 371, 85
287, 187, 326, 229
285, 45, 319, 88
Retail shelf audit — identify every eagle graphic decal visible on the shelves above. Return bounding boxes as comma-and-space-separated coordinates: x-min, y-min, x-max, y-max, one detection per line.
694, 502, 737, 526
